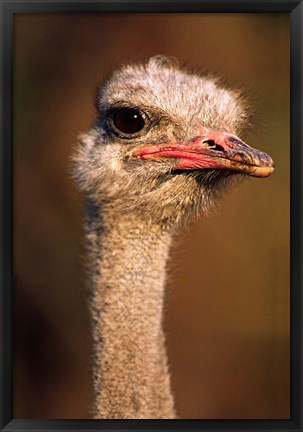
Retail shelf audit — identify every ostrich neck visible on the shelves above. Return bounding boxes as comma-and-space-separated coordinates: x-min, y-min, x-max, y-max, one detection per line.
86, 198, 176, 419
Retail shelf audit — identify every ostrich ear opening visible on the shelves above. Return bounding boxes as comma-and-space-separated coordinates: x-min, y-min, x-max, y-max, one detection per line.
147, 55, 179, 70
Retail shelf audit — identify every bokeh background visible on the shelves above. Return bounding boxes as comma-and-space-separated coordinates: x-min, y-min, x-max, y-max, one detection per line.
13, 13, 290, 419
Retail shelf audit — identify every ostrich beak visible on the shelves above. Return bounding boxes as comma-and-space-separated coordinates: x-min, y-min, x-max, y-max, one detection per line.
132, 130, 275, 178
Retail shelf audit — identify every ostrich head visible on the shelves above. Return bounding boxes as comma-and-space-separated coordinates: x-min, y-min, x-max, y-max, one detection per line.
74, 56, 274, 227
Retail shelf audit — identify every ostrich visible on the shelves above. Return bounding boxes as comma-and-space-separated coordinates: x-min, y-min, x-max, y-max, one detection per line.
73, 56, 274, 419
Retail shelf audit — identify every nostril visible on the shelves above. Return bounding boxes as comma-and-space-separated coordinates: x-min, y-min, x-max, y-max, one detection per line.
202, 140, 224, 152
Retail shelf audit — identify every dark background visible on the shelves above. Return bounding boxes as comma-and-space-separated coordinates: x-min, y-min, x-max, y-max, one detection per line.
13, 13, 290, 419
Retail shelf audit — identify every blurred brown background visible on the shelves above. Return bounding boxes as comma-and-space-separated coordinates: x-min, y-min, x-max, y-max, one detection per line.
13, 13, 290, 419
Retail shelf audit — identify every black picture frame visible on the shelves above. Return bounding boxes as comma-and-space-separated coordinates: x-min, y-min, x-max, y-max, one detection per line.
0, 1, 302, 431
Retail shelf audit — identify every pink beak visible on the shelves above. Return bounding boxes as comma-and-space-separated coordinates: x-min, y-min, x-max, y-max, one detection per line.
131, 129, 275, 178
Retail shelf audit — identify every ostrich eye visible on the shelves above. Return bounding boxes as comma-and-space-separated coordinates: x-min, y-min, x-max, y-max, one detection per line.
111, 108, 145, 135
